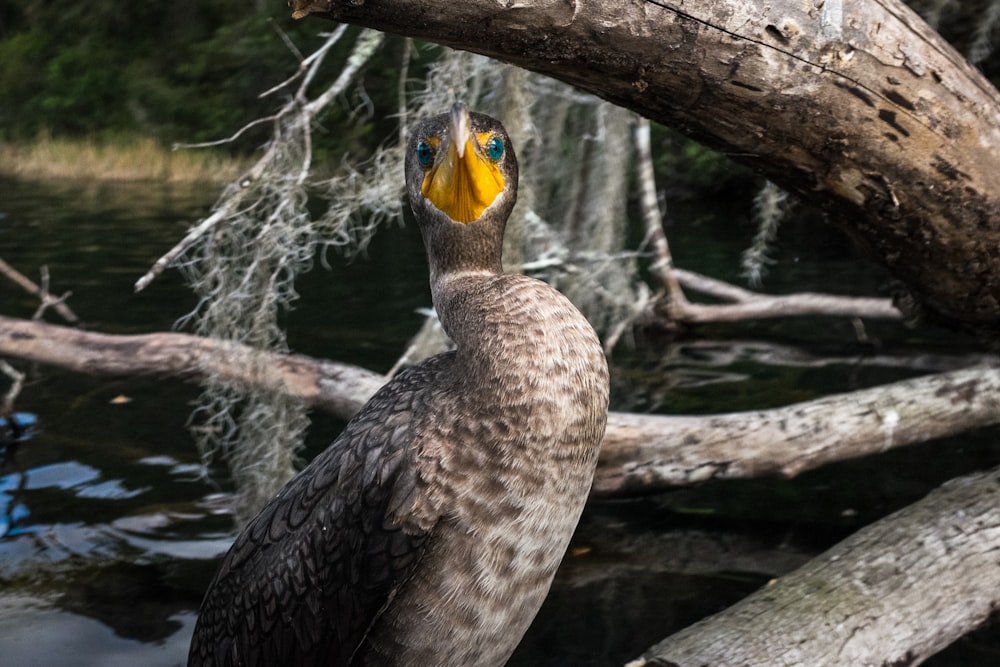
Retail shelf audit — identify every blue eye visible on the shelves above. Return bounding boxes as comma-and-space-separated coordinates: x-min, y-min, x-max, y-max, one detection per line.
486, 136, 504, 161
416, 141, 434, 167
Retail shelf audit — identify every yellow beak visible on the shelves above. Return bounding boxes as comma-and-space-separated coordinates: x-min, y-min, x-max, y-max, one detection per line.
421, 104, 505, 224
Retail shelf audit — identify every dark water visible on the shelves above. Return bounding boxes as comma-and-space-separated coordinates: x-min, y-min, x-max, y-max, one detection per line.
1, 176, 997, 665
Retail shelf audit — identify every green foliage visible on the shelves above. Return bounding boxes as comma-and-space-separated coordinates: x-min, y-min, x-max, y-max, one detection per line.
42, 44, 128, 132
0, 31, 48, 131
650, 123, 753, 199
0, 0, 353, 148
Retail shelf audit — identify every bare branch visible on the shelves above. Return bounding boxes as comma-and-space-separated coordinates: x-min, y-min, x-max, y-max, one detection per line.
632, 119, 901, 327
666, 268, 902, 322
0, 315, 383, 419
172, 116, 279, 151
634, 117, 685, 308
134, 206, 233, 293
270, 18, 306, 65
297, 26, 349, 99
304, 29, 384, 117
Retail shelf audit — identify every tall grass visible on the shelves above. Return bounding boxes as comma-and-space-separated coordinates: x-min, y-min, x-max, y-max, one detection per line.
0, 134, 248, 183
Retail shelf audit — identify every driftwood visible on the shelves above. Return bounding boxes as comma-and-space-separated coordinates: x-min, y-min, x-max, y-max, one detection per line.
3, 315, 998, 499
632, 465, 1000, 666
288, 0, 1000, 337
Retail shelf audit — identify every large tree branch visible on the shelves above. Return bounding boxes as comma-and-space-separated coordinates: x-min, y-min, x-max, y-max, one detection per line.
633, 465, 1000, 666
3, 316, 998, 497
289, 0, 1000, 335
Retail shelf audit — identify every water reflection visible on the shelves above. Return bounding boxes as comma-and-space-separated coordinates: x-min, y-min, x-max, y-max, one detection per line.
0, 596, 194, 667
1, 177, 997, 665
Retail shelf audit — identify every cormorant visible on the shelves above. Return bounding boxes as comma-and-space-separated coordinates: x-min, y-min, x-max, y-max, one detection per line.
188, 103, 610, 667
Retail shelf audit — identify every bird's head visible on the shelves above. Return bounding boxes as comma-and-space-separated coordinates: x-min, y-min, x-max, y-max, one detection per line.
405, 103, 518, 231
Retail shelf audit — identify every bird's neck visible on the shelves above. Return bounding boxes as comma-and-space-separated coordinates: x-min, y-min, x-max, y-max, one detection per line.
430, 270, 527, 376
430, 270, 580, 391
420, 212, 506, 287
430, 269, 501, 345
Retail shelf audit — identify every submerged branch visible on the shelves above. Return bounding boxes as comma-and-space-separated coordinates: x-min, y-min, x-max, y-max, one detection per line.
0, 360, 25, 416
3, 315, 996, 497
666, 268, 902, 322
0, 258, 79, 324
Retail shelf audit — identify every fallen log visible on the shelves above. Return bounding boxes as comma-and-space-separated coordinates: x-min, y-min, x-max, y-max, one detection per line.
632, 465, 1000, 666
3, 315, 998, 498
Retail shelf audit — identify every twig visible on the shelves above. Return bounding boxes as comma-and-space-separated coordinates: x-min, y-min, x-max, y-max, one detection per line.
172, 116, 278, 151
270, 18, 305, 64
262, 27, 348, 100
385, 308, 451, 380
297, 26, 347, 100
603, 282, 651, 354
30, 266, 76, 321
672, 267, 756, 302
521, 256, 570, 271
304, 29, 385, 117
0, 258, 79, 324
397, 38, 414, 149
135, 206, 232, 293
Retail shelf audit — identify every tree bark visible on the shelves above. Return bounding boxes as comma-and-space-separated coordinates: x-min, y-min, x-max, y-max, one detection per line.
633, 465, 1000, 666
4, 315, 998, 497
289, 0, 1000, 337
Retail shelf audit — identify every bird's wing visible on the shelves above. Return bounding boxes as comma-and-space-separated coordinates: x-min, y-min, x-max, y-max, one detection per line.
188, 355, 453, 667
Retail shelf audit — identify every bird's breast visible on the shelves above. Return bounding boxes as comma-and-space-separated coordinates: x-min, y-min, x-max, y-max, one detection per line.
365, 273, 609, 666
